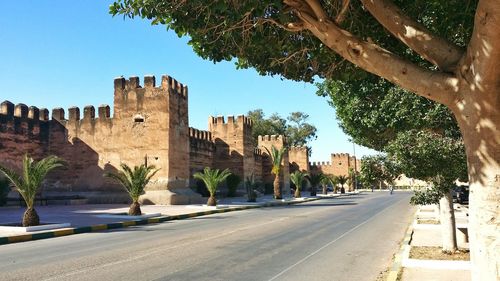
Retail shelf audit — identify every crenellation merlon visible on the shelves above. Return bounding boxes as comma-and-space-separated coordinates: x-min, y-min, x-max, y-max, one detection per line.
39, 108, 49, 121
161, 75, 188, 99
98, 105, 110, 119
52, 108, 65, 121
0, 101, 14, 116
83, 106, 95, 119
114, 75, 187, 99
68, 107, 80, 121
28, 106, 40, 120
14, 104, 28, 118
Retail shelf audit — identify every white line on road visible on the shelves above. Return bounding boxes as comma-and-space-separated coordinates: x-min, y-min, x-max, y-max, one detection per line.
267, 196, 408, 281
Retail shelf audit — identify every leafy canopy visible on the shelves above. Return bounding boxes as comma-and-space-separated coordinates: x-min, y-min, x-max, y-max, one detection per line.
247, 109, 317, 147
110, 0, 475, 82
0, 155, 64, 208
105, 163, 160, 202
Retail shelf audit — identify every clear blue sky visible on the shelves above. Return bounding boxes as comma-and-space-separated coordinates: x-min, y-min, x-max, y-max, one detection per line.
0, 1, 377, 161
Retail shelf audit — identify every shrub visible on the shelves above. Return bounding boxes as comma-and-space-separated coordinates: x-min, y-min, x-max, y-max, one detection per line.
226, 174, 241, 197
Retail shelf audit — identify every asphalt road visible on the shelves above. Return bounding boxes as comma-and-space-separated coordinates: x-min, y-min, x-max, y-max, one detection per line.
0, 191, 414, 281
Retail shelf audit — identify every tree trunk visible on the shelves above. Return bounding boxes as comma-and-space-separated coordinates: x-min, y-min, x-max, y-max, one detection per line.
273, 174, 282, 199
22, 207, 40, 227
310, 186, 316, 196
455, 101, 499, 281
294, 187, 301, 198
439, 191, 457, 252
207, 196, 217, 206
128, 201, 142, 216
322, 184, 327, 195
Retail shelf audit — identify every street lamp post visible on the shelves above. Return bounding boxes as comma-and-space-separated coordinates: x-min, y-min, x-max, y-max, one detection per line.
352, 142, 357, 190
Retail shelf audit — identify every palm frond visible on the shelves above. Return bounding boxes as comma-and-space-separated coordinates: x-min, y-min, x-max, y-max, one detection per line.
105, 163, 159, 201
0, 155, 64, 208
193, 167, 231, 196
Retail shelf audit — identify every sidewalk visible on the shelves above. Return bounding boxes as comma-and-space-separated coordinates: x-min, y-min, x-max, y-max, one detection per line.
0, 192, 353, 244
388, 203, 471, 281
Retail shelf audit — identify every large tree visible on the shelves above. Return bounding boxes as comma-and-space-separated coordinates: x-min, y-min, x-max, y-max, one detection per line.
247, 109, 317, 147
319, 76, 467, 252
110, 1, 499, 279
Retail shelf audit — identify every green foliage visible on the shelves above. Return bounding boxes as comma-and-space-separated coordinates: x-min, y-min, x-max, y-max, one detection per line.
245, 174, 260, 202
386, 130, 467, 183
264, 145, 287, 175
0, 155, 64, 208
193, 167, 232, 197
247, 109, 317, 147
360, 154, 400, 189
226, 174, 241, 197
110, 1, 475, 82
290, 171, 307, 191
307, 173, 324, 188
0, 177, 10, 206
337, 175, 347, 187
105, 163, 160, 202
316, 77, 461, 151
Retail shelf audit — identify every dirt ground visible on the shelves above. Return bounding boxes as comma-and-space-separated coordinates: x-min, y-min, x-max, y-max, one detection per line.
410, 246, 470, 261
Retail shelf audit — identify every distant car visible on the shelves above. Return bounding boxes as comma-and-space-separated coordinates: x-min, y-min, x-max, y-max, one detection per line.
455, 186, 469, 204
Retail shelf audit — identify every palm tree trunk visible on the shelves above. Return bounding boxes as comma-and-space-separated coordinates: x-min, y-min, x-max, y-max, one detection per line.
273, 174, 282, 199
439, 191, 457, 252
294, 188, 301, 198
322, 185, 327, 195
128, 201, 142, 216
22, 207, 40, 227
207, 196, 217, 206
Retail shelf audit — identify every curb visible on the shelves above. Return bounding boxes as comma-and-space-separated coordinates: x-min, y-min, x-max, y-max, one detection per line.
0, 196, 325, 246
386, 210, 416, 281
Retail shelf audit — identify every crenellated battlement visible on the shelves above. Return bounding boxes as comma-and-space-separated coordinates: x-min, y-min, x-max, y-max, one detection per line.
289, 146, 308, 153
189, 127, 212, 142
257, 134, 286, 143
114, 75, 188, 99
1, 101, 50, 122
309, 161, 332, 167
208, 114, 253, 128
332, 153, 350, 158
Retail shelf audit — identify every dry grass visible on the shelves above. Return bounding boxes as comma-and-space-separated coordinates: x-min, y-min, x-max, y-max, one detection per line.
417, 219, 440, 224
410, 246, 470, 261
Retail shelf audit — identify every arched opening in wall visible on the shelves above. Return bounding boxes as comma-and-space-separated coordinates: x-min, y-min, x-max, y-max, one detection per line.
133, 114, 145, 123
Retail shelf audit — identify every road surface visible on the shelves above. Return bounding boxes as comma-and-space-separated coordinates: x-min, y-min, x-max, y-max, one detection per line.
0, 191, 414, 281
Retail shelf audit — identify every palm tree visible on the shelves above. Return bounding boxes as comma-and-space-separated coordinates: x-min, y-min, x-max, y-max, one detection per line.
0, 154, 64, 226
337, 175, 348, 194
193, 167, 231, 206
290, 171, 307, 198
328, 175, 339, 193
105, 163, 160, 216
264, 145, 287, 200
307, 173, 324, 196
320, 175, 331, 195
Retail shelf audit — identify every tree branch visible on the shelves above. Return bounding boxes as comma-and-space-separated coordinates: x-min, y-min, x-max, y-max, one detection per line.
294, 9, 458, 106
458, 0, 500, 96
360, 0, 464, 72
335, 0, 350, 24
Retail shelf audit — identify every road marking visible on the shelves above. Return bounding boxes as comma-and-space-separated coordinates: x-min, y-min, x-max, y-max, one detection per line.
267, 196, 408, 281
40, 215, 291, 281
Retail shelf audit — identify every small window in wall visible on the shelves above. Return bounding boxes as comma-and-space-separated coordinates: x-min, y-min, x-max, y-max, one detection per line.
134, 114, 145, 123
338, 162, 342, 165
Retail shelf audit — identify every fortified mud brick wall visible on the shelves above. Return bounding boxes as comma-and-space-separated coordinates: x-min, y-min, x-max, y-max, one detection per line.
208, 115, 255, 190
0, 102, 49, 174
288, 146, 309, 173
309, 153, 360, 178
0, 75, 202, 205
189, 127, 215, 186
258, 135, 290, 193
